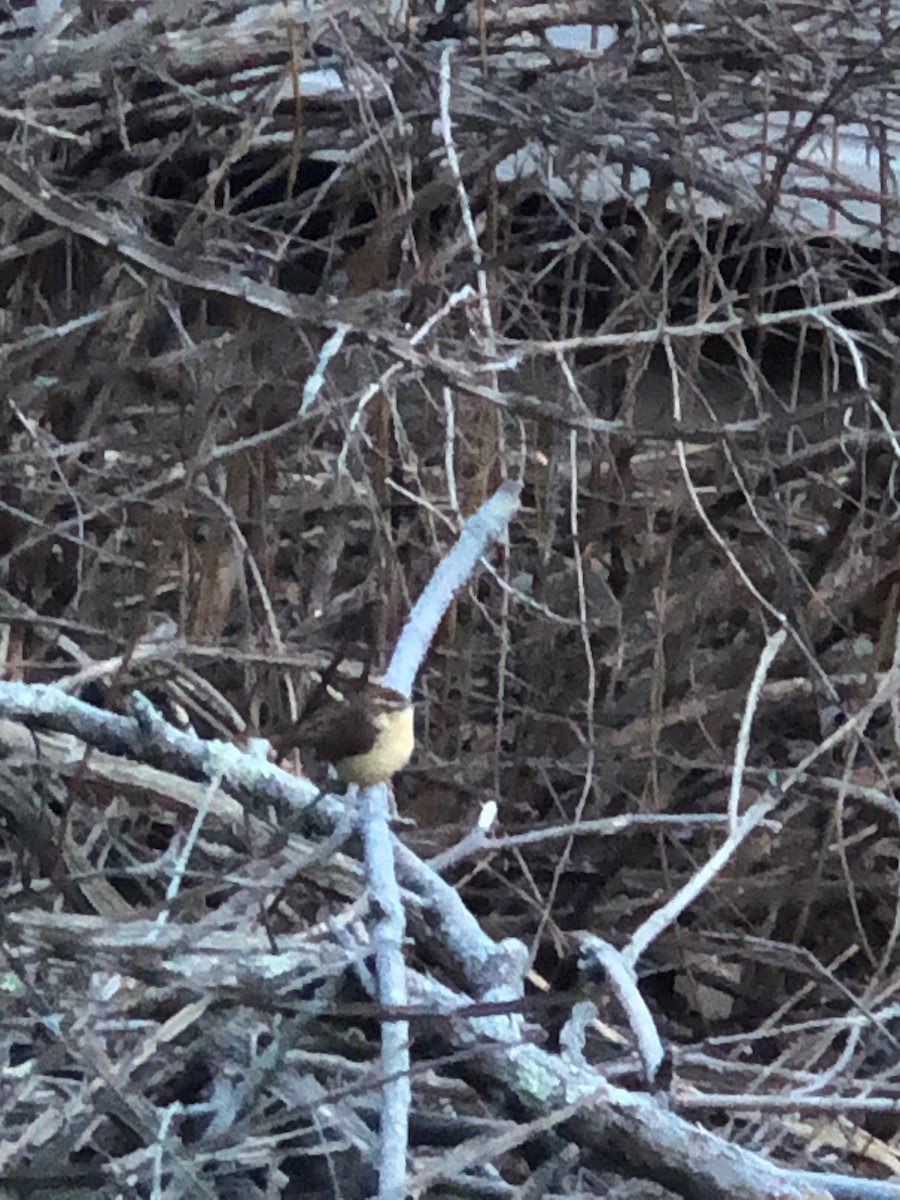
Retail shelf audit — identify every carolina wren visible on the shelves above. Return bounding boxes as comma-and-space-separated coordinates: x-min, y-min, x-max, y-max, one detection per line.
281, 680, 414, 787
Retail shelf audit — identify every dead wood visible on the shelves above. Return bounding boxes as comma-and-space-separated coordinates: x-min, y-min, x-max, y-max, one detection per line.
1, 1, 900, 1197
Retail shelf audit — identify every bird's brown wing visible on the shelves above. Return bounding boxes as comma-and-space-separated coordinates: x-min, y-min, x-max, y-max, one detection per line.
302, 697, 378, 765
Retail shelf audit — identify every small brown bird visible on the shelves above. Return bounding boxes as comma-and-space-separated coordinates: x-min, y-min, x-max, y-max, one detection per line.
280, 680, 414, 788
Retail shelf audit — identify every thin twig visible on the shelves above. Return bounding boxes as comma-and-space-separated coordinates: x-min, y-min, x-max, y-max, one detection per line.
728, 628, 787, 831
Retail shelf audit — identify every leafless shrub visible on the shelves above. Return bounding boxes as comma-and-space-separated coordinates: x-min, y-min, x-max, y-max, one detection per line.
1, 1, 900, 1197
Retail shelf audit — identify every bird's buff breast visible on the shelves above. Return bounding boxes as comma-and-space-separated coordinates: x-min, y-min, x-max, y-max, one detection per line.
335, 704, 414, 786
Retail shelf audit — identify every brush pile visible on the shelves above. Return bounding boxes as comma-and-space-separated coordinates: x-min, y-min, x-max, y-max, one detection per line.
1, 2, 899, 1196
